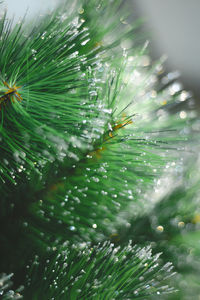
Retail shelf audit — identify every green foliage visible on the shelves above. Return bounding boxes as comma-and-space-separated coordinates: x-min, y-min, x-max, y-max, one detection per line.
0, 0, 136, 186
116, 148, 200, 299
0, 0, 198, 299
25, 241, 176, 299
0, 273, 23, 299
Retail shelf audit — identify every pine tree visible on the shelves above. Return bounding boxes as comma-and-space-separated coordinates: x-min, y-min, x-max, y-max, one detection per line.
0, 1, 199, 299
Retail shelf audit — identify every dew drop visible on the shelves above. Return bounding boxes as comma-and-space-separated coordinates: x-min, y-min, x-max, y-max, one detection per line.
70, 226, 76, 231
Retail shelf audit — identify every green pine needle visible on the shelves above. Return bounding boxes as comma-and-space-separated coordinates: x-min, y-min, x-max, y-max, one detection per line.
0, 0, 136, 186
0, 273, 23, 299
24, 241, 176, 299
0, 1, 197, 299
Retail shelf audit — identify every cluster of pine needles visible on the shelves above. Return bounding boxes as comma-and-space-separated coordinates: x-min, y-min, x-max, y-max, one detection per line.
0, 0, 199, 299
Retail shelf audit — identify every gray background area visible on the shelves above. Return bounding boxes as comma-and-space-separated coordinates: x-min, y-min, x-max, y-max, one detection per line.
3, 0, 200, 97
133, 0, 200, 99
3, 0, 58, 19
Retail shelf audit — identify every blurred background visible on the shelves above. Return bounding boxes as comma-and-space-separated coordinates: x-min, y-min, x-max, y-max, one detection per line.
3, 0, 200, 100
2, 0, 58, 19
132, 0, 200, 101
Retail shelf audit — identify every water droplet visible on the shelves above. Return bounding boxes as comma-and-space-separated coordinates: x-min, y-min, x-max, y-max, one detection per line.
156, 225, 164, 232
178, 221, 185, 228
78, 7, 84, 14
180, 111, 187, 119
81, 39, 90, 46
157, 291, 161, 295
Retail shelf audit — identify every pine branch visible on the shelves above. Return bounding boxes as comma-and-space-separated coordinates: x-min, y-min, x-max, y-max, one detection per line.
24, 241, 176, 299
115, 144, 200, 299
0, 0, 136, 187
0, 273, 23, 299
0, 1, 197, 299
